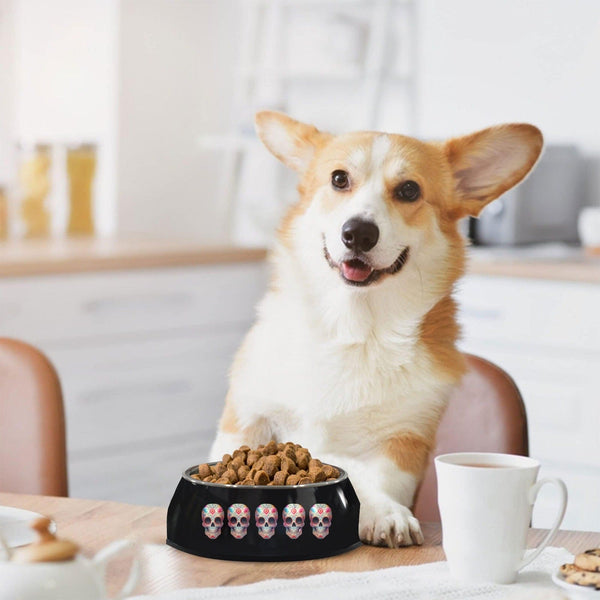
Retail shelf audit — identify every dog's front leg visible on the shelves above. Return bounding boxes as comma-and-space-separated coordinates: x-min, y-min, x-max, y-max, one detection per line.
354, 456, 423, 547
320, 450, 424, 548
209, 401, 275, 461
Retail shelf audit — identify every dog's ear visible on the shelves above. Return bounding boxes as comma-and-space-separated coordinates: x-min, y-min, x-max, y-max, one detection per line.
444, 124, 543, 218
255, 111, 330, 173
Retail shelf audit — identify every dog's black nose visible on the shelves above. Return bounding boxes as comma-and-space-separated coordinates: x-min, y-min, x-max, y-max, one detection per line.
341, 218, 379, 252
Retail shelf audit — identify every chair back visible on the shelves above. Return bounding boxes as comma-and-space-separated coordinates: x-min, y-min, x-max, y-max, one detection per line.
0, 338, 68, 496
413, 354, 528, 521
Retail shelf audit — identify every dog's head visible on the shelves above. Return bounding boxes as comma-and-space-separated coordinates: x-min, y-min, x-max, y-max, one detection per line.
256, 111, 542, 300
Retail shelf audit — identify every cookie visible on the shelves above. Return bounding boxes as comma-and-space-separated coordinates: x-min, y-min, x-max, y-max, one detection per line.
559, 563, 583, 576
565, 569, 600, 588
574, 549, 600, 573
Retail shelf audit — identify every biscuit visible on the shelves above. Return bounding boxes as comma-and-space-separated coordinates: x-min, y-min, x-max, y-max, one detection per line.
574, 549, 600, 573
560, 563, 585, 576
565, 569, 600, 587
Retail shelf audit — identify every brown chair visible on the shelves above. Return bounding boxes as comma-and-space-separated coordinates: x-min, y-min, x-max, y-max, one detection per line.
413, 354, 528, 522
0, 338, 68, 496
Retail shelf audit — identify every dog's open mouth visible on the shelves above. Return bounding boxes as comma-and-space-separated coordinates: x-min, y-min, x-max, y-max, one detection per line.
324, 245, 410, 287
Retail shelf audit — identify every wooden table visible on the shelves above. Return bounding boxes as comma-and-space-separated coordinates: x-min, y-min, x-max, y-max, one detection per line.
1, 493, 599, 596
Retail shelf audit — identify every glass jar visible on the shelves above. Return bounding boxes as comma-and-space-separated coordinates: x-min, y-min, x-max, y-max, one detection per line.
18, 144, 51, 238
67, 143, 97, 236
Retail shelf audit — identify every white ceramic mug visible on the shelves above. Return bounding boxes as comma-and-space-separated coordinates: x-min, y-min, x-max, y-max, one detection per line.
435, 452, 567, 584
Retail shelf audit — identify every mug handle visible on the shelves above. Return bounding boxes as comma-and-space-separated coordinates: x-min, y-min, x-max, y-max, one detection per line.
518, 477, 568, 571
93, 539, 141, 600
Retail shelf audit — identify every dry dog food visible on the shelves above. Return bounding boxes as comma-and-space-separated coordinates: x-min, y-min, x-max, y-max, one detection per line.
191, 441, 341, 486
560, 548, 600, 589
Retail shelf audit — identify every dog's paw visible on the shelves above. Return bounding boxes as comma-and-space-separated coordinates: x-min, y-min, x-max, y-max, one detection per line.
359, 502, 423, 548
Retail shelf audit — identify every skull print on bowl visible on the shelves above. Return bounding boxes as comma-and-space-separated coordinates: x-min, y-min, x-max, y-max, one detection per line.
227, 503, 251, 539
255, 503, 278, 539
202, 503, 224, 539
309, 503, 332, 539
283, 503, 305, 539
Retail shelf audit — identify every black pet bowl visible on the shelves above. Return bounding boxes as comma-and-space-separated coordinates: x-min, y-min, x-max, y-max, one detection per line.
167, 464, 361, 561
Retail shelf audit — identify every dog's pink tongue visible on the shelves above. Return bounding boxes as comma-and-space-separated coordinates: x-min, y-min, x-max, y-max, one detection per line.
341, 261, 373, 282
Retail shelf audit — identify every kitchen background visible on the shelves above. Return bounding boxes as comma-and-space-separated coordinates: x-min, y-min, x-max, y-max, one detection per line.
0, 0, 599, 531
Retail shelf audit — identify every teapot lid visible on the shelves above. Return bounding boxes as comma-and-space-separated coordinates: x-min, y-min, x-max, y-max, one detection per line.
11, 517, 79, 563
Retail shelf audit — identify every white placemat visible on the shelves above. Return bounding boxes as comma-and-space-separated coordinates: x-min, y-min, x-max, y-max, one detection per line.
129, 546, 573, 600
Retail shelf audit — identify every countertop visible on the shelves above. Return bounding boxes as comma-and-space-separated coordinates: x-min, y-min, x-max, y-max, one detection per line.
0, 237, 267, 277
468, 244, 600, 284
0, 238, 598, 283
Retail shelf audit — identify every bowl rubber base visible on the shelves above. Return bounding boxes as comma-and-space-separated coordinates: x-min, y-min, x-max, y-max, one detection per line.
166, 538, 363, 562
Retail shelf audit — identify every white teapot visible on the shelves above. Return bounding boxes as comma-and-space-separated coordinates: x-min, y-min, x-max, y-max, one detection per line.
0, 517, 140, 600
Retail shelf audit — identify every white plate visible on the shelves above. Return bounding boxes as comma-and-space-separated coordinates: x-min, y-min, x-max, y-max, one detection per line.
0, 506, 56, 549
552, 569, 600, 598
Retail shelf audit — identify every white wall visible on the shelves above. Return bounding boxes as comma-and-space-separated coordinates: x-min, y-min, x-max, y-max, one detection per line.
0, 0, 16, 185
416, 0, 600, 205
116, 0, 241, 241
3, 0, 599, 238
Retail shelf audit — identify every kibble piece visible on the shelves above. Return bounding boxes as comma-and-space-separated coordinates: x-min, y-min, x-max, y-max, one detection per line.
202, 476, 213, 482
281, 445, 296, 462
254, 456, 266, 471
238, 465, 250, 480
296, 469, 307, 478
222, 453, 232, 465
298, 476, 312, 485
239, 478, 255, 486
308, 458, 323, 472
280, 456, 297, 474
239, 444, 251, 452
246, 450, 262, 467
286, 474, 301, 485
326, 477, 337, 481
213, 462, 227, 477
312, 468, 327, 483
230, 456, 245, 471
224, 469, 239, 484
263, 455, 281, 478
198, 463, 212, 479
296, 452, 310, 470
190, 473, 201, 480
323, 465, 339, 479
254, 470, 269, 485
215, 477, 231, 485
272, 471, 287, 486
263, 440, 278, 455
232, 449, 247, 462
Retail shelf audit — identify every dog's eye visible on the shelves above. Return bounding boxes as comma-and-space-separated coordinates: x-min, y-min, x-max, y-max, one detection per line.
395, 180, 421, 202
331, 170, 350, 190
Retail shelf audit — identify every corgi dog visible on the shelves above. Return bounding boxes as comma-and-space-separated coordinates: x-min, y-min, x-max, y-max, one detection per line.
210, 112, 543, 547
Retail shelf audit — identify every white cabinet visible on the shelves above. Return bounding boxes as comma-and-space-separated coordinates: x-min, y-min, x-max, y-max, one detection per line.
1, 262, 268, 506
456, 275, 600, 531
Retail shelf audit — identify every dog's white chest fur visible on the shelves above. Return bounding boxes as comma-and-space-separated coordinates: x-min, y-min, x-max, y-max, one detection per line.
225, 275, 450, 459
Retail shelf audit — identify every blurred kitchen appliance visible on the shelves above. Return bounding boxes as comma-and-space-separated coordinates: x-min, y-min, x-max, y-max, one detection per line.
472, 145, 585, 245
